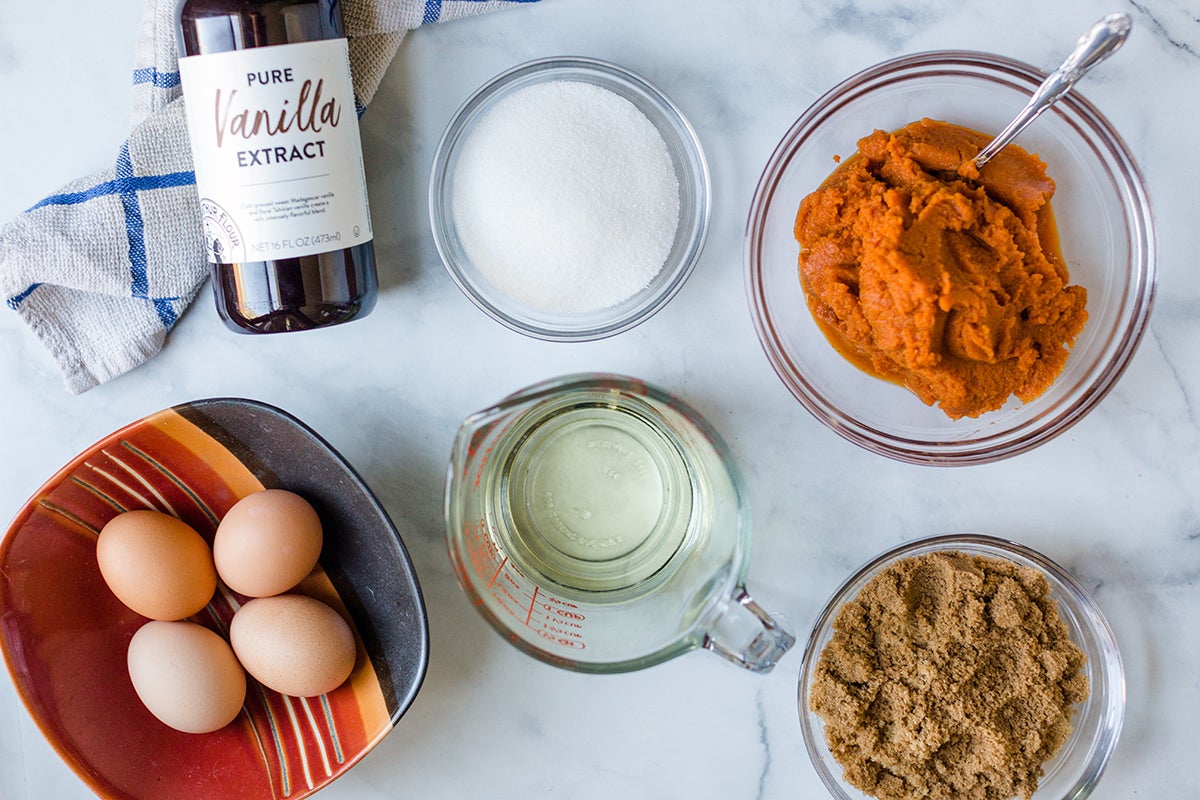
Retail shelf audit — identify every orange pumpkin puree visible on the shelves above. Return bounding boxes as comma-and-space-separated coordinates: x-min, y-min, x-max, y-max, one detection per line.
794, 119, 1087, 419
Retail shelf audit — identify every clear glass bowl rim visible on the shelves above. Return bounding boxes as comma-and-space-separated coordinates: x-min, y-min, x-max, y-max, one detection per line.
744, 49, 1157, 465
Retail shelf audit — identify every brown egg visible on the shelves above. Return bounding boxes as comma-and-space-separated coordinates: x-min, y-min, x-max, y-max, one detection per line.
214, 489, 323, 597
230, 594, 356, 697
127, 620, 246, 734
97, 510, 217, 620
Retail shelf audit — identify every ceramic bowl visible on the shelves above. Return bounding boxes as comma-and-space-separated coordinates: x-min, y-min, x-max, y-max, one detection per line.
745, 51, 1156, 465
430, 56, 711, 341
0, 398, 429, 800
798, 533, 1124, 800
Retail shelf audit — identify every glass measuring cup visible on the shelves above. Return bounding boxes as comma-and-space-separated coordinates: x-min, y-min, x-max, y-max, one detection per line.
445, 374, 795, 673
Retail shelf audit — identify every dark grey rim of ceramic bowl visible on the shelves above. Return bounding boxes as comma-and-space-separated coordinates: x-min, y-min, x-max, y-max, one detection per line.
430, 55, 711, 342
797, 533, 1125, 800
178, 398, 430, 720
744, 50, 1157, 466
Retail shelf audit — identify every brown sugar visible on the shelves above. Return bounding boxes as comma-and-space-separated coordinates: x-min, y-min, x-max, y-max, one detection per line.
794, 119, 1088, 419
809, 551, 1089, 800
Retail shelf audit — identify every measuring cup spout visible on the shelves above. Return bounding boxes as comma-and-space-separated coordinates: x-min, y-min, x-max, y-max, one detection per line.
701, 588, 795, 673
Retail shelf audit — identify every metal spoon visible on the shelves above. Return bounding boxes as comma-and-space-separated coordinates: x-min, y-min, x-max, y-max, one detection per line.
970, 13, 1132, 169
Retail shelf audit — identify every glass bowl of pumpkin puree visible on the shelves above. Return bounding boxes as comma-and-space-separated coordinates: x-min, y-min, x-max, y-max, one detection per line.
798, 533, 1125, 800
745, 51, 1155, 465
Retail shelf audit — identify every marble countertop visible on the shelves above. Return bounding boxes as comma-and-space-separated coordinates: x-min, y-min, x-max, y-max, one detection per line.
1, 1, 1197, 798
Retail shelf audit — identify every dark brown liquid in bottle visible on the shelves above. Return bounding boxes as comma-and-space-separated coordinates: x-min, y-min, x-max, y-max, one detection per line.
179, 0, 377, 334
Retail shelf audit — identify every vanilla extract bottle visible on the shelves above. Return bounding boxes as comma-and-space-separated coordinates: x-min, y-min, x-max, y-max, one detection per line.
178, 0, 377, 333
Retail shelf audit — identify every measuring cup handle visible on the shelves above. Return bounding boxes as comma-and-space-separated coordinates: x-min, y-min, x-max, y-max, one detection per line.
701, 587, 796, 673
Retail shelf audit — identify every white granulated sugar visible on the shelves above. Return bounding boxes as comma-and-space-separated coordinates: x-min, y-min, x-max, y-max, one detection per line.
451, 79, 682, 314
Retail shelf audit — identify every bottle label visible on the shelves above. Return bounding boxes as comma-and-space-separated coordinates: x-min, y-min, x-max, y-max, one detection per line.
179, 39, 373, 264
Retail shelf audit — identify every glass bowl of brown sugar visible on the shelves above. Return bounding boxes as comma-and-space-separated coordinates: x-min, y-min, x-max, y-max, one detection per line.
798, 533, 1124, 800
744, 51, 1156, 465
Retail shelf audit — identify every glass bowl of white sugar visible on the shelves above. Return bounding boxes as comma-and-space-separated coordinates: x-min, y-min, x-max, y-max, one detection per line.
430, 56, 711, 341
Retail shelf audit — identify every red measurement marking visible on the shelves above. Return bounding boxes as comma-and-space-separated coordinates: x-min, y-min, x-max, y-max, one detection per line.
466, 520, 505, 582
487, 556, 508, 589
471, 443, 495, 491
535, 630, 586, 649
549, 606, 584, 620
495, 591, 520, 619
525, 586, 540, 626
542, 615, 582, 630
499, 584, 521, 608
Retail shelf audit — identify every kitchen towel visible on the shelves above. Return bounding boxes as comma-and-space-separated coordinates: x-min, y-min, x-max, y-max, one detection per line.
0, 0, 540, 394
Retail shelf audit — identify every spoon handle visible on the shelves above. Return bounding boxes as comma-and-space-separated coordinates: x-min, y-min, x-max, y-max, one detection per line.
972, 13, 1132, 168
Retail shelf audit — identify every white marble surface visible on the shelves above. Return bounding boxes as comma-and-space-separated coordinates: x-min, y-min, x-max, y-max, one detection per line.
1, 1, 1198, 798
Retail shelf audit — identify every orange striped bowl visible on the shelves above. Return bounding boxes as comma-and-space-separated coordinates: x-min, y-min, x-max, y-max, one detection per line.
0, 398, 429, 800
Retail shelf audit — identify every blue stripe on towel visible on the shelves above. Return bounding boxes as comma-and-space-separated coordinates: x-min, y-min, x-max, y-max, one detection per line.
132, 67, 181, 88
26, 160, 193, 324
115, 144, 150, 299
113, 143, 179, 329
154, 297, 183, 324
28, 171, 195, 213
424, 0, 541, 21
13, 152, 194, 317
6, 283, 41, 310
7, 283, 183, 320
423, 0, 442, 24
